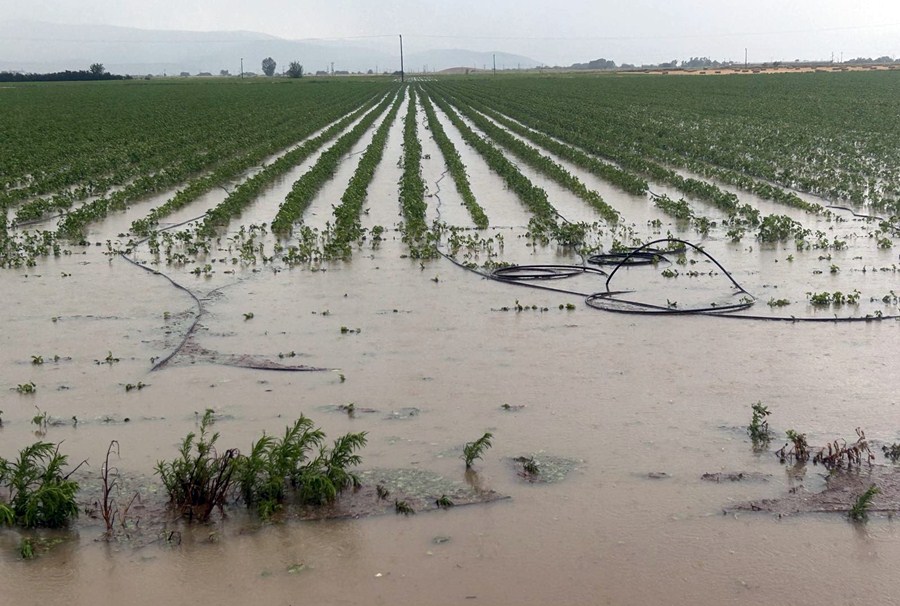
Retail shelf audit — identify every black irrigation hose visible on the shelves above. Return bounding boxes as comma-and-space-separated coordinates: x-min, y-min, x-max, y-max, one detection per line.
119, 213, 331, 372
438, 234, 900, 323
492, 264, 604, 281
826, 204, 900, 235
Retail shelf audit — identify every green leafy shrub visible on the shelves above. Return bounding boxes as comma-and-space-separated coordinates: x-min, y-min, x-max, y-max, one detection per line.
0, 442, 80, 528
234, 417, 367, 518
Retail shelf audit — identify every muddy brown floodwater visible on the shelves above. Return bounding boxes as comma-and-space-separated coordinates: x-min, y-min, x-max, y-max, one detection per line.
3, 108, 900, 605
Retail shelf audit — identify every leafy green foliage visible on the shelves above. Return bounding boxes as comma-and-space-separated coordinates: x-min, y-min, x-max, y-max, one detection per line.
271, 93, 396, 235
747, 401, 771, 444
462, 432, 494, 469
757, 214, 809, 243
398, 88, 435, 257
323, 92, 405, 259
155, 410, 238, 522
0, 442, 80, 528
437, 89, 620, 226
428, 92, 559, 240
419, 92, 489, 228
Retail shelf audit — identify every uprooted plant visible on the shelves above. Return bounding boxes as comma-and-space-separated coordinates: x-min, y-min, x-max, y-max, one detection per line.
813, 428, 874, 469
233, 416, 367, 519
0, 441, 83, 528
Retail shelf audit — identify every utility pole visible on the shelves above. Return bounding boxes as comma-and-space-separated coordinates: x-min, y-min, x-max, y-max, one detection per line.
493, 53, 496, 76
240, 57, 243, 79
399, 34, 405, 82
744, 48, 748, 67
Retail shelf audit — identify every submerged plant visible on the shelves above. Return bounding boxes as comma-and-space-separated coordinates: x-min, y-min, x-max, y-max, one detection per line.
849, 485, 879, 521
747, 402, 772, 445
16, 382, 36, 395
435, 495, 455, 509
882, 443, 900, 462
0, 441, 81, 528
234, 416, 366, 518
155, 410, 239, 522
394, 499, 415, 515
462, 432, 494, 469
776, 430, 810, 463
19, 537, 35, 559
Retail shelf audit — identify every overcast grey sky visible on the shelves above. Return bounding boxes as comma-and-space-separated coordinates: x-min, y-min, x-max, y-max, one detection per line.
3, 0, 900, 65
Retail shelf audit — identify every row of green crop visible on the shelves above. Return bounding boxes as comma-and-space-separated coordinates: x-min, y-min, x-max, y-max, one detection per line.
433, 90, 620, 225
270, 94, 397, 235
439, 75, 888, 213
322, 93, 405, 259
432, 80, 760, 226
398, 88, 432, 255
424, 91, 558, 237
54, 89, 391, 241
418, 93, 489, 229
131, 93, 385, 236
196, 93, 387, 237
1, 79, 394, 213
431, 85, 648, 198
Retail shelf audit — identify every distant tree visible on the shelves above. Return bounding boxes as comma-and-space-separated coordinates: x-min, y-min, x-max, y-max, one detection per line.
179, 71, 190, 77
262, 57, 277, 77
219, 69, 230, 76
89, 63, 105, 76
286, 61, 304, 78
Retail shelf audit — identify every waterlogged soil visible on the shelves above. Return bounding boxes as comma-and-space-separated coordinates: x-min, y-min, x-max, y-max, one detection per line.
3, 104, 900, 605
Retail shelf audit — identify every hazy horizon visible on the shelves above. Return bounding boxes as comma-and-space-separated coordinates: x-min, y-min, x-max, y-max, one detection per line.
2, 1, 899, 67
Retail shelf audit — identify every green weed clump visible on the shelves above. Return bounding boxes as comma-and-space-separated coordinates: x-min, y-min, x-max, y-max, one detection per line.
157, 411, 367, 522
155, 410, 239, 522
0, 442, 80, 528
234, 417, 366, 518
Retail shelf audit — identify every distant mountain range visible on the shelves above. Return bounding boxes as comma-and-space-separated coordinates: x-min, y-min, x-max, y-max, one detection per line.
0, 20, 541, 75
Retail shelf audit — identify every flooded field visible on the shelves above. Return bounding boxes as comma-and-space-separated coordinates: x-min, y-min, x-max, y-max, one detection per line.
2, 75, 900, 605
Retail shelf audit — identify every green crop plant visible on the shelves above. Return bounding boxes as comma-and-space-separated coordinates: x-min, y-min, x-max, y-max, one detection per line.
435, 495, 455, 509
849, 485, 879, 521
394, 499, 415, 515
376, 484, 390, 500
521, 456, 540, 476
462, 432, 494, 469
0, 441, 81, 528
16, 382, 36, 394
31, 355, 43, 365
19, 537, 35, 559
747, 402, 772, 444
